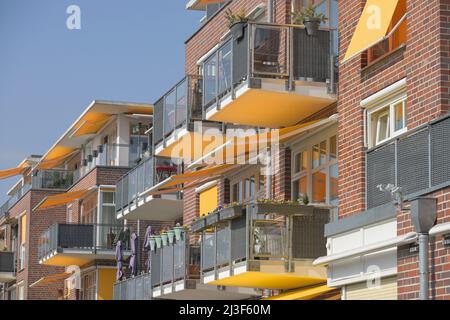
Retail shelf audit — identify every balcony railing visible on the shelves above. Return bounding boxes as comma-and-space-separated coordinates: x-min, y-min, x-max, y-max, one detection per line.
114, 234, 200, 300
202, 22, 336, 111
366, 114, 450, 209
0, 184, 31, 218
0, 251, 15, 274
153, 75, 203, 147
116, 156, 154, 213
38, 223, 128, 261
32, 169, 74, 190
199, 203, 329, 276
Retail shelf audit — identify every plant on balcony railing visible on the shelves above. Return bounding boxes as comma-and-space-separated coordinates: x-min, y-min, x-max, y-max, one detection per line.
253, 198, 313, 215
292, 4, 328, 36
148, 225, 187, 252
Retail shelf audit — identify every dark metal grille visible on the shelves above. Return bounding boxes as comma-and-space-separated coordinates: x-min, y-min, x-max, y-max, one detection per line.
151, 249, 161, 287
293, 29, 331, 82
431, 117, 450, 186
231, 214, 247, 261
367, 143, 396, 208
0, 252, 14, 273
292, 210, 329, 259
398, 129, 429, 195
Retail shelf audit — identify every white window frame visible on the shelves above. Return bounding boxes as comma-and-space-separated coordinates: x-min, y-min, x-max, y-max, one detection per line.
366, 95, 407, 148
291, 127, 338, 208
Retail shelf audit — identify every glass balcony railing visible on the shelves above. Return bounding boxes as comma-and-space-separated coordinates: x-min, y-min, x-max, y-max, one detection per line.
197, 203, 330, 277
32, 169, 74, 190
113, 233, 200, 300
366, 114, 450, 209
116, 156, 154, 214
202, 22, 337, 111
153, 75, 203, 147
38, 223, 128, 261
0, 184, 32, 218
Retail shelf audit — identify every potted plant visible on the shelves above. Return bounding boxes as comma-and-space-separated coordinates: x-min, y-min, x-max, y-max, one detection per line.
174, 224, 185, 241
225, 8, 249, 40
219, 202, 244, 221
292, 5, 328, 36
161, 232, 168, 246
190, 217, 206, 233
149, 235, 156, 251
167, 229, 175, 244
154, 234, 162, 249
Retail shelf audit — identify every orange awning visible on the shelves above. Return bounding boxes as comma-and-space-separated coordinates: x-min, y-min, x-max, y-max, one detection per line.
30, 272, 74, 287
38, 150, 78, 170
263, 284, 336, 300
0, 167, 29, 180
71, 112, 112, 137
35, 188, 95, 211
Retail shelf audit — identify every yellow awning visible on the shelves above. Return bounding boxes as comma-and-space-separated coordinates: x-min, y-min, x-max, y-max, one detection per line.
343, 0, 401, 62
264, 284, 336, 300
209, 272, 326, 290
38, 150, 78, 170
199, 185, 218, 217
30, 272, 74, 288
72, 112, 112, 137
35, 188, 95, 211
0, 167, 29, 180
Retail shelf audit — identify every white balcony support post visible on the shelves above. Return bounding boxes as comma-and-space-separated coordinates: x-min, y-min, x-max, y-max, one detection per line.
117, 115, 130, 167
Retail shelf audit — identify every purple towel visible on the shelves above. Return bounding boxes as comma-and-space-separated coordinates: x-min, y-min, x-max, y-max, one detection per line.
129, 232, 138, 276
115, 240, 123, 281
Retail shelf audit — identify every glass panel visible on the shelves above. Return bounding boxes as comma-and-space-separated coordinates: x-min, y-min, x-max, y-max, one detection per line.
313, 144, 320, 168
293, 176, 308, 202
250, 176, 255, 199
253, 27, 285, 75
330, 136, 337, 161
102, 192, 114, 205
164, 90, 176, 136
320, 140, 327, 165
294, 151, 308, 173
376, 112, 390, 143
203, 53, 217, 106
394, 101, 405, 131
175, 79, 188, 128
218, 42, 232, 98
330, 163, 338, 202
232, 183, 241, 203
312, 169, 327, 203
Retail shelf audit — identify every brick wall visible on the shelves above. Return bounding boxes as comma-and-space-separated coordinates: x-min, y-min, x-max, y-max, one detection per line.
339, 0, 450, 299
8, 189, 67, 300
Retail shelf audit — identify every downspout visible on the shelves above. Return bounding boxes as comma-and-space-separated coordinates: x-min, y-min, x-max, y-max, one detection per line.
267, 0, 274, 23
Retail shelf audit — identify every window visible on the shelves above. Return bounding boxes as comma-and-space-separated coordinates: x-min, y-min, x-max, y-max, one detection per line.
230, 169, 265, 204
80, 271, 96, 300
232, 182, 242, 203
17, 283, 24, 300
367, 96, 407, 147
19, 214, 26, 270
367, 0, 407, 64
292, 133, 338, 206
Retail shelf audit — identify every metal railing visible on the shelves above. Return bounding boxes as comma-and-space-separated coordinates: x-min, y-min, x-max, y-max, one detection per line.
114, 234, 200, 300
32, 169, 74, 190
38, 223, 127, 261
202, 22, 336, 110
153, 75, 203, 147
366, 114, 450, 209
0, 184, 31, 218
0, 251, 15, 274
200, 203, 329, 275
115, 156, 154, 213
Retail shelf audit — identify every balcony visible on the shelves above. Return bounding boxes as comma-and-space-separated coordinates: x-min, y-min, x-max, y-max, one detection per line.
0, 251, 16, 282
197, 202, 330, 293
203, 22, 337, 128
153, 75, 231, 161
32, 169, 74, 190
366, 114, 450, 209
0, 183, 31, 219
114, 232, 252, 300
38, 223, 130, 267
115, 156, 182, 221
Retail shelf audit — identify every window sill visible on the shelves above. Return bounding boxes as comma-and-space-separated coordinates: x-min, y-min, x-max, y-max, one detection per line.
361, 44, 406, 73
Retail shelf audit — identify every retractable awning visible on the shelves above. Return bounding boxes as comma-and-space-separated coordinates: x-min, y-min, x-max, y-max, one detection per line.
71, 112, 112, 137
343, 0, 404, 62
34, 187, 97, 211
0, 167, 29, 180
263, 284, 336, 300
30, 272, 74, 287
37, 148, 78, 170
147, 164, 237, 195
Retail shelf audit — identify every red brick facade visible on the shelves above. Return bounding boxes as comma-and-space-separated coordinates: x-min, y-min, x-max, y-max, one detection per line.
339, 0, 450, 299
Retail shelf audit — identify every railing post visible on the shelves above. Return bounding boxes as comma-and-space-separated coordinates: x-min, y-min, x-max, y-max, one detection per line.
93, 224, 97, 254
215, 50, 220, 111
214, 226, 218, 280
289, 26, 294, 91
228, 220, 233, 276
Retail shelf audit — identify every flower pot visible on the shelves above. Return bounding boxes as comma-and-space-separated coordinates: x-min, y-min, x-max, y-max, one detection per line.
149, 237, 156, 251
174, 227, 184, 241
230, 21, 247, 41
304, 18, 321, 36
219, 205, 244, 221
155, 236, 162, 249
161, 233, 168, 246
167, 230, 175, 244
191, 218, 207, 233
205, 212, 220, 227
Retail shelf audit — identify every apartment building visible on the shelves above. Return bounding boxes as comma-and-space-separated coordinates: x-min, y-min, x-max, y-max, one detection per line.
114, 0, 341, 300
0, 100, 154, 300
313, 0, 450, 300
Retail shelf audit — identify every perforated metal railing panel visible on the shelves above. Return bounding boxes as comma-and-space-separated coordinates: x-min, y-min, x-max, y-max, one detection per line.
431, 117, 450, 186
153, 98, 164, 146
398, 129, 429, 195
292, 209, 329, 259
367, 143, 396, 209
231, 214, 247, 261
293, 29, 331, 82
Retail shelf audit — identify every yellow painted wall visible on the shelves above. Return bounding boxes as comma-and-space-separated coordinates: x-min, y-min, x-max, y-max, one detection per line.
97, 268, 116, 300
20, 214, 27, 244
199, 186, 218, 217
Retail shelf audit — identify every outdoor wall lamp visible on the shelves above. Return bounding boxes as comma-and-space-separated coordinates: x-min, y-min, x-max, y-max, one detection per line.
410, 197, 437, 300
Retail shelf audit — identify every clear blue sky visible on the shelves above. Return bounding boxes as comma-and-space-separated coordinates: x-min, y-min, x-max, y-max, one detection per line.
0, 0, 203, 203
